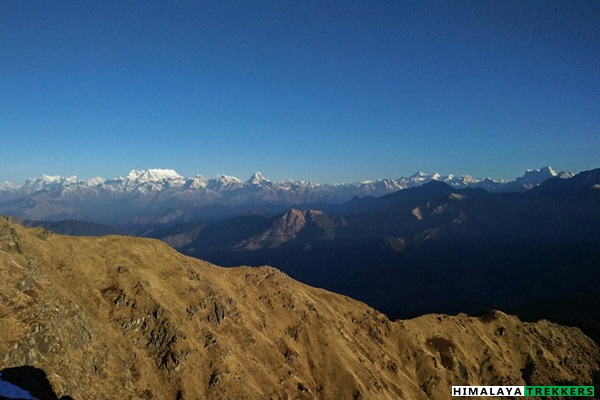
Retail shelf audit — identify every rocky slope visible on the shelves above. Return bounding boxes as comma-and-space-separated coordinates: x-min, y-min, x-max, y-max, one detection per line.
0, 217, 598, 399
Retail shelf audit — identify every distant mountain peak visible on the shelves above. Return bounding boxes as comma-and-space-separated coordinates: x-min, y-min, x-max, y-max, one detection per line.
524, 166, 557, 177
86, 177, 106, 187
126, 169, 183, 182
22, 174, 80, 189
513, 166, 560, 190
530, 167, 600, 196
214, 175, 243, 184
247, 172, 270, 185
410, 171, 429, 178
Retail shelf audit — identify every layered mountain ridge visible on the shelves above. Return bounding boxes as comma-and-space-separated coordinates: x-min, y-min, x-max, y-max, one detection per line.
1, 217, 598, 399
169, 169, 600, 341
0, 167, 571, 225
9, 168, 600, 334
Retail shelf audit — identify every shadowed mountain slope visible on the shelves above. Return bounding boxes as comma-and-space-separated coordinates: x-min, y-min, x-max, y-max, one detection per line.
20, 219, 132, 237
0, 217, 599, 399
172, 171, 600, 334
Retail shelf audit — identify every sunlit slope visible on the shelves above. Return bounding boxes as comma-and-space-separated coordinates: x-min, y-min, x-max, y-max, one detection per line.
0, 217, 598, 399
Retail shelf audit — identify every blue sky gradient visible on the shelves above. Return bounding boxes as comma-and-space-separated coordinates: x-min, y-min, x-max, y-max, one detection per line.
1, 0, 599, 183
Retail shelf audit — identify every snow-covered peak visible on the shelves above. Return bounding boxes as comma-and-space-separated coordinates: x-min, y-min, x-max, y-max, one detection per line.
22, 174, 79, 189
86, 177, 106, 187
518, 166, 557, 184
450, 174, 482, 185
557, 171, 574, 179
407, 171, 434, 185
461, 175, 477, 183
523, 166, 557, 178
507, 166, 560, 190
208, 175, 244, 191
213, 175, 242, 183
189, 175, 208, 189
26, 174, 62, 185
125, 170, 144, 180
0, 181, 22, 190
126, 169, 183, 183
410, 171, 428, 179
247, 172, 270, 185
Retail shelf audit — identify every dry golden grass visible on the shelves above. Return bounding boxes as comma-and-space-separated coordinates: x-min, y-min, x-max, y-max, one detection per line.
1, 217, 598, 399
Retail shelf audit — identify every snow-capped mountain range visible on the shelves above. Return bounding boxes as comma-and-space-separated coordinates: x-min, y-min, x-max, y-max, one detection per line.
2, 166, 570, 194
0, 167, 572, 223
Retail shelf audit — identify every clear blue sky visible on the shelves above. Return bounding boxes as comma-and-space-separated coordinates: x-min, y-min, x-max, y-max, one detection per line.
1, 0, 599, 183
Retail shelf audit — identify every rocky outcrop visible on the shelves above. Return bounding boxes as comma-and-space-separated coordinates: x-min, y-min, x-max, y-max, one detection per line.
238, 209, 344, 250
